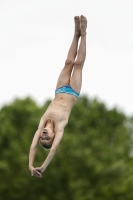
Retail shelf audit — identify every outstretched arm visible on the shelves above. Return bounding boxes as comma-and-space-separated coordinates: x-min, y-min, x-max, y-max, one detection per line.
34, 130, 64, 177
28, 117, 45, 175
29, 129, 41, 167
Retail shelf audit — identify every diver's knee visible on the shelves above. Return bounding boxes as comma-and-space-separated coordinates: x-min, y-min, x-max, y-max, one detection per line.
74, 59, 84, 67
65, 58, 74, 66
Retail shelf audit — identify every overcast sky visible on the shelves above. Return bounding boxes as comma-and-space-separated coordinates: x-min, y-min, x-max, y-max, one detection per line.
0, 0, 133, 116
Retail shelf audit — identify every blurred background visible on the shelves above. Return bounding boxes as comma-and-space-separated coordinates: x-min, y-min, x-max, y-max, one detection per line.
0, 0, 133, 199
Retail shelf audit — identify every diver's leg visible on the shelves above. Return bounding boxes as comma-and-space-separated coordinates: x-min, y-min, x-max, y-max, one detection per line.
70, 15, 87, 93
56, 16, 81, 89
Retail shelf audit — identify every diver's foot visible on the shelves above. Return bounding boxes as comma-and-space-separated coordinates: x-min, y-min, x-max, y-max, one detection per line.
80, 15, 87, 36
74, 16, 81, 37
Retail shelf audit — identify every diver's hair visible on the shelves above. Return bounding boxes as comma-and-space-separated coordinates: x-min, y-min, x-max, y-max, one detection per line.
40, 142, 52, 151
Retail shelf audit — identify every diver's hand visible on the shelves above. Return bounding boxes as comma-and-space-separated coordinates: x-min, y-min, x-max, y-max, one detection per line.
34, 167, 43, 178
29, 166, 42, 178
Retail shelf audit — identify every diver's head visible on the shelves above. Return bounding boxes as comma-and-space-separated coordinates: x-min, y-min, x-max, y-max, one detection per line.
39, 127, 55, 150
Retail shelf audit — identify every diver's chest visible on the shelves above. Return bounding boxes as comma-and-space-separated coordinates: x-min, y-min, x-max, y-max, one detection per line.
47, 105, 69, 121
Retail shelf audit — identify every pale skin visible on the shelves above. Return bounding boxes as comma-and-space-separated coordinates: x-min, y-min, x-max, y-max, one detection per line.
29, 15, 87, 178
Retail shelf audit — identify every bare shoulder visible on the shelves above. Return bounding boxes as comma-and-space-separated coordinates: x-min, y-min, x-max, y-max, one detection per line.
38, 115, 47, 129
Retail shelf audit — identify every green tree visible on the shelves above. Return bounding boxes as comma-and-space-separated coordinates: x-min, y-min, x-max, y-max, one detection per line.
0, 96, 133, 200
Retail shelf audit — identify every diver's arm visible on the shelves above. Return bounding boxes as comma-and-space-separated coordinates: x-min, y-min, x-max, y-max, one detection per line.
40, 130, 64, 172
29, 117, 45, 168
29, 129, 41, 168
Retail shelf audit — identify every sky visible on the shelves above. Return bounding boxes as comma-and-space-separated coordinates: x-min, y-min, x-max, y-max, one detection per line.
0, 0, 133, 116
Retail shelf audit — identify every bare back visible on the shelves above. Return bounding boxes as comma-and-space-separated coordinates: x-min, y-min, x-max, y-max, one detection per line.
42, 93, 78, 131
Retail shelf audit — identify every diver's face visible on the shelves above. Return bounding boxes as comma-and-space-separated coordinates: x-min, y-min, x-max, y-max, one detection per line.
40, 128, 55, 144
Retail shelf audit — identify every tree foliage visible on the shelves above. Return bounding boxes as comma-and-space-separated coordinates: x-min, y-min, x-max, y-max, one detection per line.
0, 96, 133, 200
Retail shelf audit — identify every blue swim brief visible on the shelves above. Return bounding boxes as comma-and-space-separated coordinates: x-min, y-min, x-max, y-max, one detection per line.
55, 84, 79, 98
